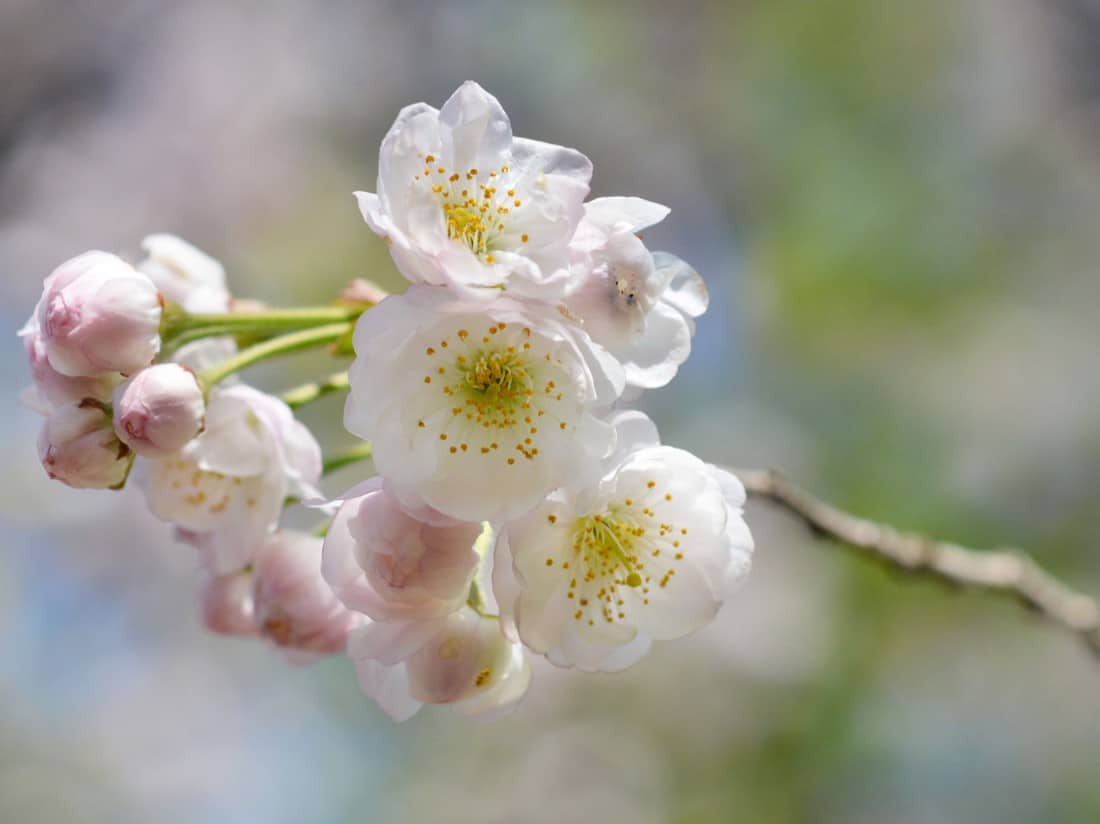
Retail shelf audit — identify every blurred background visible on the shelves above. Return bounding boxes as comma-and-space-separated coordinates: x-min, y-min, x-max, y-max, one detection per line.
3, 0, 1100, 821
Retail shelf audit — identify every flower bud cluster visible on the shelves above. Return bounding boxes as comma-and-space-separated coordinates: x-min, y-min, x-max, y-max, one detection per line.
20, 239, 224, 489
18, 83, 756, 723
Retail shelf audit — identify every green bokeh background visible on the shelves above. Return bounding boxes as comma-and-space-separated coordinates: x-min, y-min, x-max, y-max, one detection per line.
2, 1, 1098, 822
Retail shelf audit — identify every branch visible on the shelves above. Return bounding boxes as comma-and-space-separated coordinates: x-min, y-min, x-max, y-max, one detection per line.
734, 468, 1100, 658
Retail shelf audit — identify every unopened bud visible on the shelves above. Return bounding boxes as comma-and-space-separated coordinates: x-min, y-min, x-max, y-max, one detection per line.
38, 400, 130, 489
113, 364, 205, 458
36, 251, 163, 377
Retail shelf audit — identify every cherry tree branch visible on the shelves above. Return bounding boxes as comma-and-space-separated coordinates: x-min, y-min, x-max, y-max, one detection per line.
734, 468, 1100, 658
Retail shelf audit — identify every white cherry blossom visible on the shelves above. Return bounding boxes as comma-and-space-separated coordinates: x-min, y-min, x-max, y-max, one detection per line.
344, 285, 625, 523
566, 197, 708, 389
31, 251, 163, 378
348, 607, 531, 722
139, 233, 230, 314
356, 81, 592, 299
494, 412, 753, 672
322, 477, 482, 622
133, 384, 322, 573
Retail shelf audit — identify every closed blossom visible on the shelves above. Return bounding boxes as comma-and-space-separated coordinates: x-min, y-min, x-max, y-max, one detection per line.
322, 477, 482, 622
347, 608, 531, 722
33, 251, 163, 377
113, 363, 206, 458
38, 400, 130, 490
252, 531, 364, 665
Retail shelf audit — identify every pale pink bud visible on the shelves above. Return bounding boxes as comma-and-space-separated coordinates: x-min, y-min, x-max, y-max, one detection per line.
252, 531, 363, 664
113, 364, 205, 458
198, 567, 258, 637
38, 400, 130, 489
36, 251, 163, 377
19, 316, 118, 410
322, 478, 481, 622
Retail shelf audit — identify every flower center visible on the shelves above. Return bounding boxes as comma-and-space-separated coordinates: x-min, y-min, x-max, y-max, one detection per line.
543, 481, 689, 627
418, 154, 527, 261
417, 322, 574, 467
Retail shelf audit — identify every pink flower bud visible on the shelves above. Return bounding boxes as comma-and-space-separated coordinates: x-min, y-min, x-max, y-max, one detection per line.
35, 251, 163, 377
38, 400, 130, 489
19, 316, 118, 410
197, 567, 257, 637
113, 364, 205, 458
252, 531, 363, 664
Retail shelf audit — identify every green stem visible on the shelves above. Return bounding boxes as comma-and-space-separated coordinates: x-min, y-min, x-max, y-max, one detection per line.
281, 371, 351, 410
200, 322, 352, 388
161, 305, 364, 347
184, 306, 362, 333
322, 441, 374, 475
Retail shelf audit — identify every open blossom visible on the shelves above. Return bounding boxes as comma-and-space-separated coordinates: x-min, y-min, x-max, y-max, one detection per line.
348, 608, 531, 721
31, 251, 162, 377
251, 531, 363, 664
133, 385, 322, 573
345, 285, 625, 523
494, 411, 753, 672
138, 234, 230, 314
356, 81, 592, 299
113, 364, 205, 458
38, 400, 130, 489
566, 197, 709, 389
322, 477, 482, 622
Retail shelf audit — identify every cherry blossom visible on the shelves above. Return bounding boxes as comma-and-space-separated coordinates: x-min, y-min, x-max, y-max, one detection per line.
30, 251, 163, 378
356, 81, 591, 300
133, 385, 322, 573
348, 608, 531, 721
566, 197, 709, 389
344, 285, 625, 523
138, 234, 230, 314
38, 399, 130, 489
321, 477, 483, 622
251, 530, 364, 664
494, 412, 753, 672
113, 363, 206, 458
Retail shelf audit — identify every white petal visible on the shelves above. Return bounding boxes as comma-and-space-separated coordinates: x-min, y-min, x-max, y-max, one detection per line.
438, 81, 513, 175
653, 252, 708, 318
583, 196, 670, 235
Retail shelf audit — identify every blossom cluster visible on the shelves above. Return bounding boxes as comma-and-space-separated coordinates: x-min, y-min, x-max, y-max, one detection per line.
18, 82, 753, 722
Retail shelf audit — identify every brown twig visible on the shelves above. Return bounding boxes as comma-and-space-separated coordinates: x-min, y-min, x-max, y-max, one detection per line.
734, 468, 1100, 658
